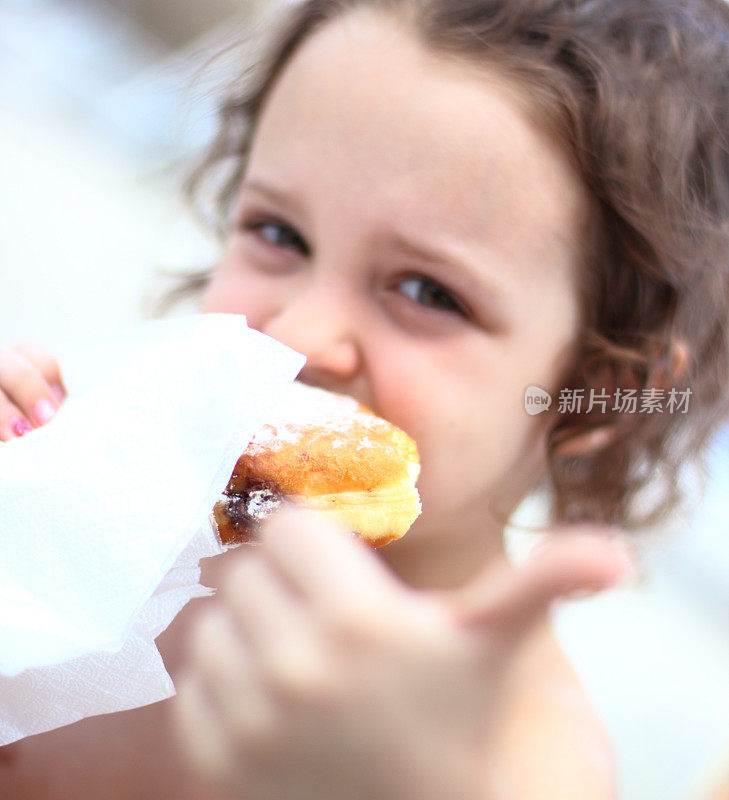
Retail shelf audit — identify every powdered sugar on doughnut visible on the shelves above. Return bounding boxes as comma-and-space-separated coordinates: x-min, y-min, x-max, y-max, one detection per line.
247, 383, 391, 452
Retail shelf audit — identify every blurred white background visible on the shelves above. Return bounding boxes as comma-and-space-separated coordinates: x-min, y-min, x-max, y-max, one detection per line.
0, 0, 260, 348
1, 1, 728, 798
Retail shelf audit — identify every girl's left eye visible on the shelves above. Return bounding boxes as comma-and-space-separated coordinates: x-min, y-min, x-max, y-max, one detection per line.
242, 219, 310, 255
396, 275, 467, 316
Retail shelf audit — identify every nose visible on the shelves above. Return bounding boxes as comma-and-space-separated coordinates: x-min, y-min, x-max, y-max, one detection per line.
261, 287, 364, 387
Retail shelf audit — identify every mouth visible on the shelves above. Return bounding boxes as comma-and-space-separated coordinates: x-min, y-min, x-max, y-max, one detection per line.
292, 379, 376, 417
211, 382, 422, 548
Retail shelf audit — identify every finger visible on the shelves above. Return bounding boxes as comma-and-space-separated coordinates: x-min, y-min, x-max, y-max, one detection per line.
260, 505, 403, 612
222, 549, 306, 641
222, 550, 330, 696
189, 605, 276, 739
174, 671, 235, 788
451, 530, 632, 638
0, 348, 60, 427
12, 343, 66, 400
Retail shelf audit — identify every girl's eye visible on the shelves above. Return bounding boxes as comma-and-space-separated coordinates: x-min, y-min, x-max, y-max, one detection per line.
243, 219, 309, 255
396, 275, 466, 315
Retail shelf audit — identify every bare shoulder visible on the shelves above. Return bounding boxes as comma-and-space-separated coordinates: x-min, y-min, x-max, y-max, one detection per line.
492, 622, 616, 800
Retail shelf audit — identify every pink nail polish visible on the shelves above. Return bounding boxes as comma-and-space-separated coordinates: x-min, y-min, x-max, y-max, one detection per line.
11, 418, 33, 437
51, 384, 66, 403
33, 399, 56, 425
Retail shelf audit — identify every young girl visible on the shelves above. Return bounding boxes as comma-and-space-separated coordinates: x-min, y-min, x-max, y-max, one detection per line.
1, 0, 729, 797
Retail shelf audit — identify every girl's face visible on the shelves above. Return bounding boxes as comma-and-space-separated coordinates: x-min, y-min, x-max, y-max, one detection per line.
203, 10, 588, 554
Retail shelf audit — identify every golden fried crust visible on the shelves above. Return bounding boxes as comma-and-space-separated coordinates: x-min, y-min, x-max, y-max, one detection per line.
226, 420, 419, 495
213, 387, 421, 547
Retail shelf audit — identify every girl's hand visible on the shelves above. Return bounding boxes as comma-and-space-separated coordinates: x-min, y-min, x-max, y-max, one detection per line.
0, 344, 65, 440
175, 508, 629, 800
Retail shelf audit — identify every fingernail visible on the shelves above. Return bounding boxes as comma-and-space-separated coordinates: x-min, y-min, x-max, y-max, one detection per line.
11, 418, 33, 437
51, 384, 65, 403
33, 398, 56, 425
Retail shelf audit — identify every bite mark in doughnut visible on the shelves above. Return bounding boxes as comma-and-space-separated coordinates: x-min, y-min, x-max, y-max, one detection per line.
212, 384, 421, 547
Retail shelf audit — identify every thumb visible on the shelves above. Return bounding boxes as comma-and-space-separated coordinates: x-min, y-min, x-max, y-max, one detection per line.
448, 527, 634, 639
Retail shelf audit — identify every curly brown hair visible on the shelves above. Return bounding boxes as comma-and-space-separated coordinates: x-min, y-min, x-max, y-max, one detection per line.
181, 0, 729, 529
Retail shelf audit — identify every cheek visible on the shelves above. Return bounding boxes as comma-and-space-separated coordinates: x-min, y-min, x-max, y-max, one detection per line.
201, 261, 278, 330
366, 348, 494, 507
372, 343, 551, 523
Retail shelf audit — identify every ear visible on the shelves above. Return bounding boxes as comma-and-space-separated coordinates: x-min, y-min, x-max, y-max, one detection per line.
549, 357, 622, 459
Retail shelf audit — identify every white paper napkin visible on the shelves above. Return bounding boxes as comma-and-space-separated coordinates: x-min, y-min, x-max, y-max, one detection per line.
0, 314, 305, 744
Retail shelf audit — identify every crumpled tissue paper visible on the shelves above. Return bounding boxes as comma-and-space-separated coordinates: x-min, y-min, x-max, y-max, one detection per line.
0, 314, 305, 745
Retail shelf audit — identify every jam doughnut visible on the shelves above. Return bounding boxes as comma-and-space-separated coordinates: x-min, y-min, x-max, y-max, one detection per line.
212, 384, 421, 547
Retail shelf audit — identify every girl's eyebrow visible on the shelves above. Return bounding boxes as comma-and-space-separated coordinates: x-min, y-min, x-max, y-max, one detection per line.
238, 179, 304, 214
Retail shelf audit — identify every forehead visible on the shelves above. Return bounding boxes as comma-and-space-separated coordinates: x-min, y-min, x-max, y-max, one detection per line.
248, 8, 588, 300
